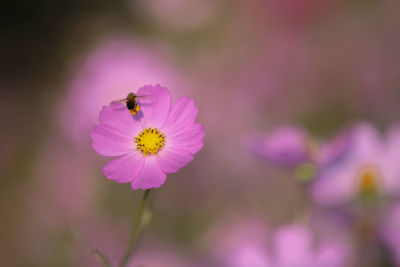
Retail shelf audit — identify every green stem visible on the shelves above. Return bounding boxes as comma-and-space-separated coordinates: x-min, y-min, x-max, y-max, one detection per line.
70, 227, 111, 267
119, 189, 151, 267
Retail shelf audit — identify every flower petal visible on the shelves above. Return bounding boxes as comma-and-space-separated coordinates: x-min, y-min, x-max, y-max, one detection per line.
131, 157, 167, 190
91, 125, 135, 156
162, 96, 198, 136
312, 163, 357, 206
136, 85, 171, 128
313, 242, 347, 267
380, 124, 400, 195
273, 225, 313, 266
99, 104, 142, 136
318, 128, 353, 167
386, 124, 400, 162
102, 151, 145, 183
350, 122, 383, 159
158, 146, 194, 174
250, 125, 310, 167
167, 123, 205, 154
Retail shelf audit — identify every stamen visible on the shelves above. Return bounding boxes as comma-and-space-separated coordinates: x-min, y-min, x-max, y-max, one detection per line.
135, 128, 166, 156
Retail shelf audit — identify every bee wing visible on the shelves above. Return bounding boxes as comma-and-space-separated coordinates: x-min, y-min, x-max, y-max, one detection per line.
111, 98, 127, 104
135, 95, 151, 99
110, 99, 128, 111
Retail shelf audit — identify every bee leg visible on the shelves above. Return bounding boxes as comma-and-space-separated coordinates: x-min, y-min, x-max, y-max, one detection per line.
129, 110, 137, 116
135, 105, 140, 112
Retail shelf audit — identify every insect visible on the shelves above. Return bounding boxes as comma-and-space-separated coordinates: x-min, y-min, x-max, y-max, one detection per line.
112, 92, 149, 115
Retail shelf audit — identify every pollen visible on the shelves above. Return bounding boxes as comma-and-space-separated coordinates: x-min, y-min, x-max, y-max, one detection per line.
129, 104, 140, 116
135, 128, 166, 156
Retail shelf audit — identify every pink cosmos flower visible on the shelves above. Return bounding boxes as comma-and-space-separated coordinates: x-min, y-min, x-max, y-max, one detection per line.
249, 125, 352, 169
312, 122, 400, 206
269, 225, 347, 267
91, 85, 204, 190
249, 125, 311, 167
204, 218, 270, 267
209, 219, 347, 267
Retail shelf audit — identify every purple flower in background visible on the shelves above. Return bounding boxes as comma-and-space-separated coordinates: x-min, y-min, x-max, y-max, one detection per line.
249, 125, 311, 167
312, 122, 400, 206
270, 225, 347, 267
207, 218, 270, 267
250, 125, 352, 168
91, 85, 204, 190
317, 127, 354, 167
60, 36, 187, 145
210, 220, 347, 267
249, 125, 352, 182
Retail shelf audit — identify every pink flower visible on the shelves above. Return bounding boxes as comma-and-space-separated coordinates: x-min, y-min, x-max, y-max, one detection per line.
249, 125, 352, 169
209, 219, 347, 267
91, 85, 204, 190
312, 122, 400, 206
249, 125, 311, 167
205, 218, 270, 267
270, 225, 347, 267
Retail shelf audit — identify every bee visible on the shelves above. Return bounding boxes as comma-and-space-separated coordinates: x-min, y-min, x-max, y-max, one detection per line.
112, 92, 149, 115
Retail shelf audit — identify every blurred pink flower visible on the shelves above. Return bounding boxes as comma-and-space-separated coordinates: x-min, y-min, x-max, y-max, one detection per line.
312, 122, 400, 206
209, 219, 347, 267
61, 36, 186, 145
91, 85, 204, 190
270, 225, 347, 267
249, 125, 310, 167
207, 218, 270, 267
249, 125, 352, 169
318, 128, 354, 167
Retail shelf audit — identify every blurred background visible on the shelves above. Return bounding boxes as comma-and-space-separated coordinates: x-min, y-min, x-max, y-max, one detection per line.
1, 0, 400, 266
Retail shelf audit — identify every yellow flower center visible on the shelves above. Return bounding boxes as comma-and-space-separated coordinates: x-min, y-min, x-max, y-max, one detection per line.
135, 128, 165, 156
358, 165, 380, 196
